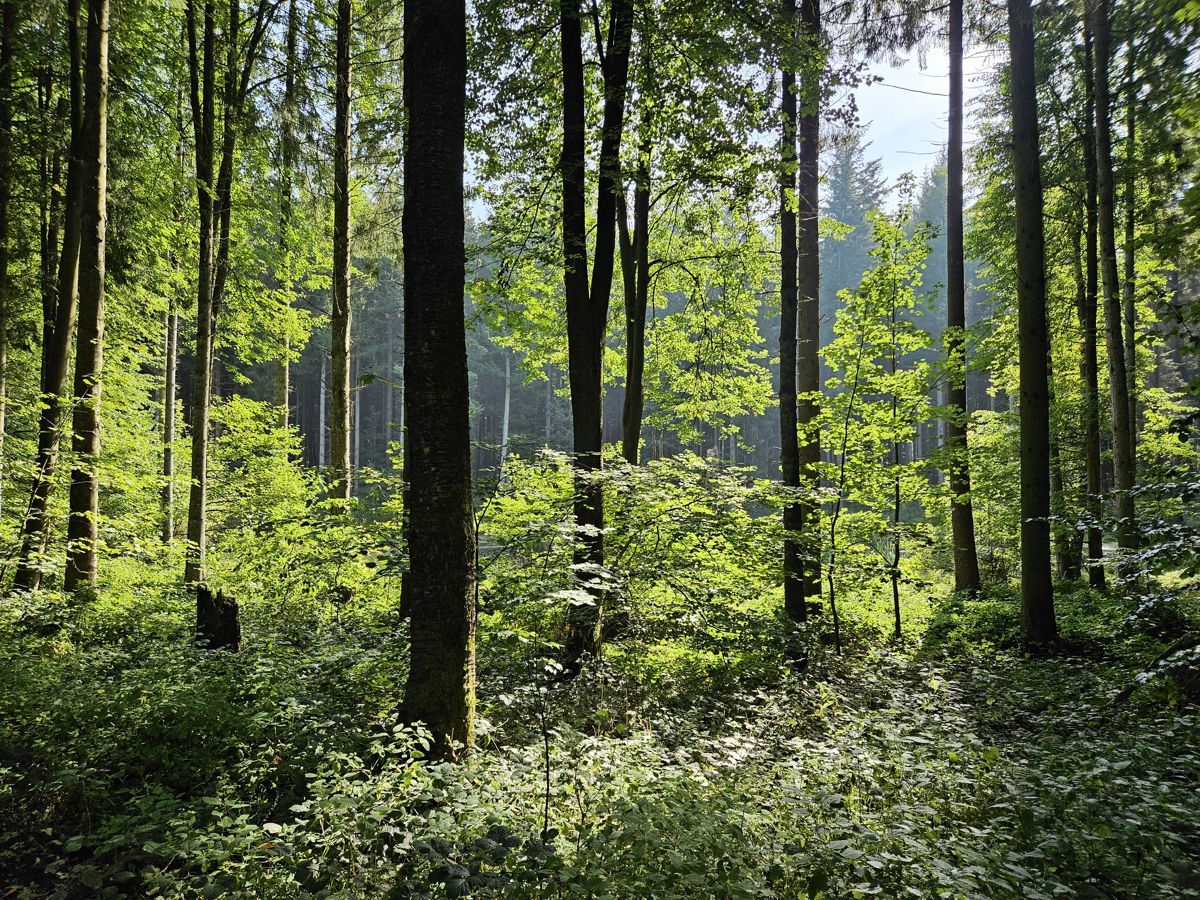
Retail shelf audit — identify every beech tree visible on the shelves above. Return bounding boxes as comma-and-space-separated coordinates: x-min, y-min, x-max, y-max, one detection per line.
401, 0, 476, 755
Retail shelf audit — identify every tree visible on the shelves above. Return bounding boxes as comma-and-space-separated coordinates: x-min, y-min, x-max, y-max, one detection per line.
1007, 0, 1056, 642
945, 0, 981, 594
559, 0, 634, 661
780, 0, 804, 621
183, 0, 275, 596
12, 0, 84, 591
1091, 0, 1137, 551
329, 0, 352, 503
796, 0, 823, 603
401, 0, 475, 756
63, 0, 109, 592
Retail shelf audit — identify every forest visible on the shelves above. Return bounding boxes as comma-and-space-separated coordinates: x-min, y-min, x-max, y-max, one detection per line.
0, 0, 1199, 895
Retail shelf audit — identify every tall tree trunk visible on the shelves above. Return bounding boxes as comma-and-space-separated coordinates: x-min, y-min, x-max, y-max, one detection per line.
1008, 0, 1056, 642
401, 0, 475, 757
946, 0, 982, 594
276, 0, 298, 429
385, 305, 394, 448
319, 353, 328, 466
0, 0, 14, 525
796, 0, 822, 603
890, 306, 902, 641
184, 0, 273, 591
559, 0, 634, 662
779, 0, 804, 622
162, 301, 177, 543
1121, 35, 1137, 468
1078, 24, 1105, 589
13, 0, 84, 592
330, 0, 352, 503
618, 141, 650, 465
500, 351, 511, 472
1092, 0, 1137, 550
63, 0, 109, 592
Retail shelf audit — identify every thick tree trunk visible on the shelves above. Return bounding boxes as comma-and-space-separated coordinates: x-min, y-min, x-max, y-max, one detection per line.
13, 0, 84, 592
1092, 0, 1137, 550
401, 0, 476, 756
63, 0, 109, 593
796, 0, 822, 603
330, 0, 352, 503
946, 0, 982, 594
1079, 26, 1105, 589
779, 0, 804, 622
559, 0, 634, 663
0, 1, 12, 525
1007, 0, 1056, 642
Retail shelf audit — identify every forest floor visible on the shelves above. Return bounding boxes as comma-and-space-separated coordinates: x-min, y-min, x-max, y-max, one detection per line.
1, 582, 1199, 898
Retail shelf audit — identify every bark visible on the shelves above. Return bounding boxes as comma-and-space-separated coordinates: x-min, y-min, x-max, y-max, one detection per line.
1121, 36, 1137, 468
402, 0, 476, 756
779, 0, 804, 622
330, 0, 352, 503
1078, 24, 1106, 589
184, 0, 273, 589
1008, 0, 1056, 642
63, 0, 109, 593
946, 0, 982, 594
500, 352, 511, 472
162, 302, 177, 543
796, 0, 822, 603
1092, 0, 1137, 550
0, 0, 15, 527
276, 0, 299, 429
13, 0, 84, 592
618, 142, 650, 465
559, 0, 634, 662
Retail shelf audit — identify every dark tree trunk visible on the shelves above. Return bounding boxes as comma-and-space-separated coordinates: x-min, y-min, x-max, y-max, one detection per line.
13, 0, 84, 592
559, 0, 634, 662
0, 0, 12, 526
1007, 0, 1056, 642
196, 586, 240, 650
330, 0, 352, 503
63, 0, 109, 593
1092, 0, 1137, 550
1121, 36, 1137, 469
946, 0, 981, 594
402, 0, 476, 756
1078, 25, 1105, 589
276, 0, 299, 429
796, 0, 822, 603
779, 0, 804, 622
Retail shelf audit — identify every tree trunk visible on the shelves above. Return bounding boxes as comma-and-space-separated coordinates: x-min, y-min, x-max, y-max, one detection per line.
401, 0, 476, 756
946, 0, 982, 594
63, 0, 109, 593
1121, 36, 1137, 469
319, 352, 328, 466
1092, 0, 1137, 550
162, 302, 178, 543
0, 0, 12, 525
500, 351, 511, 472
13, 0, 84, 592
618, 144, 650, 465
1008, 0, 1056, 642
276, 0, 298, 429
330, 0, 353, 503
559, 0, 634, 663
796, 0, 822, 603
1078, 24, 1105, 589
779, 0, 804, 622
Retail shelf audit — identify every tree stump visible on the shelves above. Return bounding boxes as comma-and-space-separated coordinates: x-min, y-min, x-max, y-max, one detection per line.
195, 585, 241, 651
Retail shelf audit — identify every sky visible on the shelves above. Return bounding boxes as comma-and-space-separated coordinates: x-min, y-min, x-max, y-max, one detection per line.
843, 45, 1002, 190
